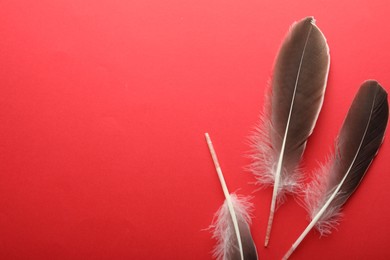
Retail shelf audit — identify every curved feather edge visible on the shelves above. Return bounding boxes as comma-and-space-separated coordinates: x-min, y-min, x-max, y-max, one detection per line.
210, 194, 258, 260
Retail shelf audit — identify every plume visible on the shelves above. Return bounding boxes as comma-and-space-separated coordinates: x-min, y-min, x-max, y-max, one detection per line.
249, 17, 330, 246
210, 194, 258, 260
205, 133, 258, 260
283, 81, 389, 259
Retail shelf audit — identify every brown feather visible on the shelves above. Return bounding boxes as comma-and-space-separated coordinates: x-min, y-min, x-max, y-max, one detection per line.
250, 17, 330, 246
283, 81, 389, 259
307, 80, 389, 232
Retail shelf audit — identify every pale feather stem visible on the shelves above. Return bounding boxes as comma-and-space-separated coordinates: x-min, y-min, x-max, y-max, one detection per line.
264, 25, 313, 247
283, 93, 377, 260
205, 133, 244, 260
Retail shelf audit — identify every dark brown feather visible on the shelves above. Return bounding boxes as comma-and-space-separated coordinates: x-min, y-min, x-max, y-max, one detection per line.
283, 81, 389, 260
252, 17, 330, 246
325, 80, 388, 215
304, 80, 389, 234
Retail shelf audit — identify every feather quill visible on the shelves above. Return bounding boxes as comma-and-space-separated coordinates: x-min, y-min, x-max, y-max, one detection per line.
283, 81, 389, 259
205, 133, 258, 260
249, 17, 330, 246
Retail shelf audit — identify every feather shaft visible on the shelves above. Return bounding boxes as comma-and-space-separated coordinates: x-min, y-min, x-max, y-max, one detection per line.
205, 133, 244, 260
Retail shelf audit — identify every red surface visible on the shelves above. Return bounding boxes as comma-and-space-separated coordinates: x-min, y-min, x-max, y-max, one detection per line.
1, 0, 389, 259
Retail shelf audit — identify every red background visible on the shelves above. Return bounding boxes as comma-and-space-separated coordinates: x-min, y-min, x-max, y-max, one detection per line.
1, 0, 389, 259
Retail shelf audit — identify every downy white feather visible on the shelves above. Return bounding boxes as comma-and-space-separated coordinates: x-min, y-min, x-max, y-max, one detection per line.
210, 194, 255, 260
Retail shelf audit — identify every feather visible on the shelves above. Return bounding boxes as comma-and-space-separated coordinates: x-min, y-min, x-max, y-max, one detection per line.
283, 81, 389, 259
205, 133, 258, 260
210, 194, 258, 260
249, 17, 330, 246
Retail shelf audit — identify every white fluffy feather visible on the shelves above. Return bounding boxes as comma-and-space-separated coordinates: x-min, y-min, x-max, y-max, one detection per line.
303, 156, 343, 235
210, 194, 253, 260
250, 108, 303, 203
